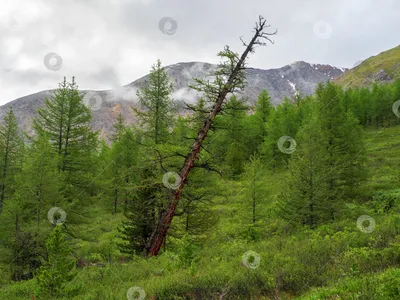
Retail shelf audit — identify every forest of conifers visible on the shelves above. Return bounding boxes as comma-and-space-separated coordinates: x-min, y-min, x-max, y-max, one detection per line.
0, 59, 400, 299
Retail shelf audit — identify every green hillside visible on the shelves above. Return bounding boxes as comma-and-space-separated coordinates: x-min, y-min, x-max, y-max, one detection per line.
335, 44, 400, 87
1, 55, 400, 299
0, 78, 400, 300
0, 125, 399, 299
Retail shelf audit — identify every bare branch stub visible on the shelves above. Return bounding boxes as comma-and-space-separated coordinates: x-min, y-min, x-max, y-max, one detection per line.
249, 16, 277, 52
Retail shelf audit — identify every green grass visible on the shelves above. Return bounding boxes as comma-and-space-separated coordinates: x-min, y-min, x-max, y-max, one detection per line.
299, 267, 400, 299
364, 126, 400, 191
335, 45, 400, 87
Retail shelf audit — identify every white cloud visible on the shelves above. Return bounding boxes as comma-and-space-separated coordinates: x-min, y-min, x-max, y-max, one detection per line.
0, 0, 399, 104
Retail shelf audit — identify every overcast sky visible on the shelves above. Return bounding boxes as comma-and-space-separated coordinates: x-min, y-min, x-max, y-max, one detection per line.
0, 0, 399, 105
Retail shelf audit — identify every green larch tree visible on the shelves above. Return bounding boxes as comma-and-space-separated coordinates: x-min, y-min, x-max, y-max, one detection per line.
36, 226, 78, 298
278, 117, 327, 228
133, 59, 176, 145
0, 107, 23, 214
34, 77, 98, 201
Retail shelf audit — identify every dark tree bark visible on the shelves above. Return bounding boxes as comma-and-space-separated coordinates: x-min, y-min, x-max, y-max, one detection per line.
146, 16, 277, 257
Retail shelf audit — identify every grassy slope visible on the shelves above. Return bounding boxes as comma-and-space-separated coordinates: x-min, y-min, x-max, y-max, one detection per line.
335, 45, 400, 87
1, 126, 400, 299
300, 126, 400, 299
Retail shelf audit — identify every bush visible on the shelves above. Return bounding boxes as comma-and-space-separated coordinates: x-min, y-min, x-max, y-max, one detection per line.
373, 189, 400, 213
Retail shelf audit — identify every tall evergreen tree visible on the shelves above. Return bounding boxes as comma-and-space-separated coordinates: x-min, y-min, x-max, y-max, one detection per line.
34, 77, 98, 201
242, 153, 265, 226
133, 59, 176, 145
262, 97, 299, 170
278, 117, 327, 228
4, 135, 62, 282
315, 82, 344, 221
315, 82, 366, 221
117, 165, 159, 256
187, 97, 210, 132
14, 134, 63, 227
251, 89, 273, 150
107, 125, 140, 214
111, 112, 126, 142
128, 60, 180, 254
0, 107, 23, 214
36, 226, 77, 298
212, 95, 248, 177
279, 82, 366, 227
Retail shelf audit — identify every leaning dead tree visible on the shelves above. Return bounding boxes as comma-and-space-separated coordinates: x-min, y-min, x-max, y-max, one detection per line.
146, 16, 277, 257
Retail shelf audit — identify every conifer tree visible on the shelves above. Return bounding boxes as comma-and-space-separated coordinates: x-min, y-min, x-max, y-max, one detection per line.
117, 166, 159, 255
14, 134, 63, 227
0, 107, 23, 214
111, 112, 126, 142
171, 116, 191, 146
242, 153, 265, 226
187, 97, 210, 132
6, 135, 62, 282
213, 95, 248, 177
262, 98, 299, 170
108, 114, 127, 213
36, 226, 77, 298
133, 59, 176, 145
251, 89, 272, 150
167, 113, 219, 241
278, 118, 327, 228
186, 97, 216, 163
34, 77, 98, 201
107, 126, 140, 214
315, 82, 366, 220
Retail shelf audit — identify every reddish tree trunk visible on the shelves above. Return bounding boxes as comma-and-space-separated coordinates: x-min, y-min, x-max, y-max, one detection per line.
146, 17, 274, 257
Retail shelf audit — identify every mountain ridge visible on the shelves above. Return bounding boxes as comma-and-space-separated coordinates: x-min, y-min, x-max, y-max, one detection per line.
335, 44, 400, 87
0, 60, 350, 138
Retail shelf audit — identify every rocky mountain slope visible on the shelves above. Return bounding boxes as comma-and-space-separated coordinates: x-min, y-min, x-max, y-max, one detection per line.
0, 60, 348, 138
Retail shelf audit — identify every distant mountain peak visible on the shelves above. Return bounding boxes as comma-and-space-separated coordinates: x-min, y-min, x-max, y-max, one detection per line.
1, 59, 349, 138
